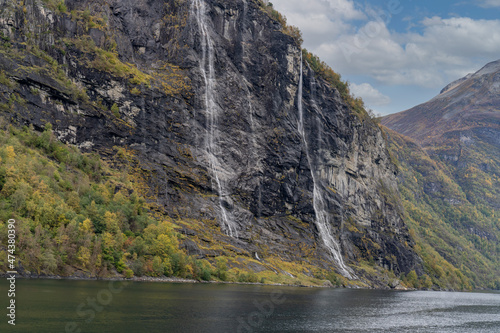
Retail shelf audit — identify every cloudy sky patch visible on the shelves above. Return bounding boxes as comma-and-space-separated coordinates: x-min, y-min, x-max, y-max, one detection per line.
479, 0, 500, 8
350, 83, 391, 107
271, 0, 500, 115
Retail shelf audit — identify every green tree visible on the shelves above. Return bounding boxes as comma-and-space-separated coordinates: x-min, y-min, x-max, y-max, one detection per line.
152, 256, 164, 277
104, 211, 121, 234
216, 257, 228, 281
41, 250, 58, 273
405, 270, 418, 288
150, 233, 178, 258
77, 246, 91, 269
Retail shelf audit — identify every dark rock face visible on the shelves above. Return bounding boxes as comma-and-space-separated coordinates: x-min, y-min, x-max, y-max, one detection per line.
0, 0, 421, 280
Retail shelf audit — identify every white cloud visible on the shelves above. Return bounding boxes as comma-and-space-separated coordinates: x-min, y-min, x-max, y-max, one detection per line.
478, 0, 500, 8
271, 0, 364, 22
270, 0, 363, 49
270, 0, 500, 113
350, 83, 391, 106
313, 16, 500, 88
272, 0, 365, 21
323, 0, 365, 20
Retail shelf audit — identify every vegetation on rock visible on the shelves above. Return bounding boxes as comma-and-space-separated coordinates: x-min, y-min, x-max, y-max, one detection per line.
386, 128, 500, 290
0, 122, 363, 287
3, 0, 492, 292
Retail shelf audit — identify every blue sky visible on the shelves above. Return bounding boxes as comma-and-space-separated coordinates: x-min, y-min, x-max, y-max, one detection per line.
271, 0, 500, 115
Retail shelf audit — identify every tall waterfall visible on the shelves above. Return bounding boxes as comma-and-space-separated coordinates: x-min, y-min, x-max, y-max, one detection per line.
297, 53, 355, 279
191, 0, 237, 237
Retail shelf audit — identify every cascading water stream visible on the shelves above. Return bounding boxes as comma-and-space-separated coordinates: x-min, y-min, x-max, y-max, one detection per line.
191, 0, 237, 237
297, 53, 355, 279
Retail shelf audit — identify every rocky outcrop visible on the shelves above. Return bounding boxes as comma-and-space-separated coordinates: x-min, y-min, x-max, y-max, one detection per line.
0, 0, 421, 281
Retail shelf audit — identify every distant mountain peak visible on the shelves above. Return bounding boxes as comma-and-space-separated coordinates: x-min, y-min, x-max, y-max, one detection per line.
383, 59, 500, 145
440, 73, 472, 95
472, 58, 500, 78
440, 59, 500, 95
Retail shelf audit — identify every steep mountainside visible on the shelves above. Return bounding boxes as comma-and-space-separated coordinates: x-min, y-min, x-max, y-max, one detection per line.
383, 59, 500, 146
383, 61, 500, 289
0, 0, 421, 287
385, 128, 500, 289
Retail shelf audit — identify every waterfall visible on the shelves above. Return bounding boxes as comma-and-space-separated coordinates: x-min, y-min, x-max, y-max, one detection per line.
297, 53, 355, 279
310, 75, 323, 151
191, 0, 237, 237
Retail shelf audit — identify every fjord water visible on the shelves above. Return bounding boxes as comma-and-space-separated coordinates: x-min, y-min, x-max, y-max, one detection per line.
1, 280, 499, 332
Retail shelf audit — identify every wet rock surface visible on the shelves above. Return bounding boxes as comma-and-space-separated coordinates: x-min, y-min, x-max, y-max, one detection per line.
0, 0, 421, 279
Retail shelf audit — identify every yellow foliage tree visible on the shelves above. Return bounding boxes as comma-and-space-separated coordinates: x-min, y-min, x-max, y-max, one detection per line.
79, 218, 94, 234
77, 246, 91, 269
5, 146, 15, 159
151, 233, 178, 258
104, 211, 121, 234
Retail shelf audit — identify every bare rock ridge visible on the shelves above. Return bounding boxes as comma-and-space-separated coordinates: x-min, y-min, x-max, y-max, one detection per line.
0, 0, 421, 283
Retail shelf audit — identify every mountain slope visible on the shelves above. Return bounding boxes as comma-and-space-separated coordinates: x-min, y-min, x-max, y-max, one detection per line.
0, 0, 421, 287
385, 128, 500, 289
383, 60, 500, 289
383, 59, 500, 145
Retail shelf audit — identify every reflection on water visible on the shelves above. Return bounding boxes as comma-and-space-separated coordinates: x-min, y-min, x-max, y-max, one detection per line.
0, 279, 499, 332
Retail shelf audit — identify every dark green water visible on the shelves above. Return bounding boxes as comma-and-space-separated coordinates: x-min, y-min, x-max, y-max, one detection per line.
0, 279, 499, 332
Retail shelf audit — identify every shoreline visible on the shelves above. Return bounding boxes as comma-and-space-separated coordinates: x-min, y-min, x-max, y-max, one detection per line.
2, 273, 495, 293
0, 272, 343, 289
4, 272, 495, 292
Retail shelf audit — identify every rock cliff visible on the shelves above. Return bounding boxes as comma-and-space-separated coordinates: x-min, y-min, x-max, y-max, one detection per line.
0, 0, 421, 284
